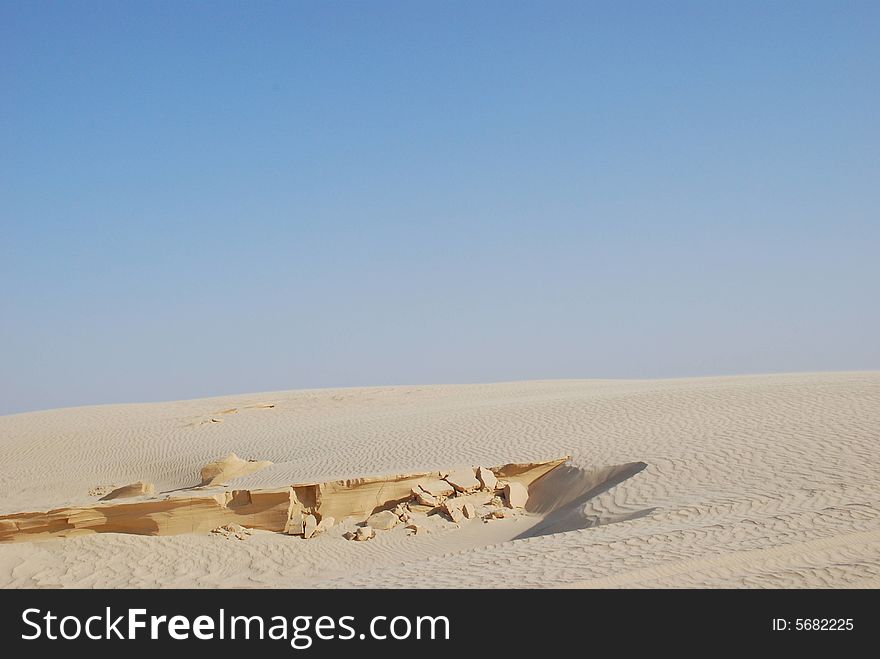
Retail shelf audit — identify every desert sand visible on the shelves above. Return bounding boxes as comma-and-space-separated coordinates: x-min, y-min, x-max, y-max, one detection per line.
0, 371, 878, 588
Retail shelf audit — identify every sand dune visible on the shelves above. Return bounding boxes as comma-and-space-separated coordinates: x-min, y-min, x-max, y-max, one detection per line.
0, 372, 878, 588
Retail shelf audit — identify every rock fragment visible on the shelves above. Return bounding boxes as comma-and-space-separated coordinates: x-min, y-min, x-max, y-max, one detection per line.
442, 499, 465, 523
314, 516, 335, 535
462, 502, 477, 519
302, 514, 318, 539
286, 512, 304, 536
418, 479, 455, 498
366, 510, 401, 531
354, 526, 375, 541
445, 467, 481, 493
504, 482, 529, 508
413, 490, 439, 507
476, 466, 498, 491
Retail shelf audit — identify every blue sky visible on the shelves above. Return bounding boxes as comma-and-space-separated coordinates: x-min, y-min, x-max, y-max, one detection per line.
1, 1, 878, 414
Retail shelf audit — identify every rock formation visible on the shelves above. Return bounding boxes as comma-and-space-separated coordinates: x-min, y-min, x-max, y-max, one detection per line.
0, 456, 568, 543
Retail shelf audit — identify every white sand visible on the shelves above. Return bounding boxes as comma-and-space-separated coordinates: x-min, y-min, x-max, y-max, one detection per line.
1, 371, 878, 588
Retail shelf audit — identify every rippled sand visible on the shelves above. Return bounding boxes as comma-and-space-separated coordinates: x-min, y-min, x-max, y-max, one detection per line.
1, 372, 878, 588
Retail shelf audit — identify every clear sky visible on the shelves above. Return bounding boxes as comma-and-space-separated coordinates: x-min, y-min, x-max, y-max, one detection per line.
2, 1, 878, 415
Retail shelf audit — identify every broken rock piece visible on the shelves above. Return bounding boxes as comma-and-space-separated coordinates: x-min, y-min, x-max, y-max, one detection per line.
462, 502, 477, 519
302, 514, 318, 539
419, 479, 455, 498
366, 510, 400, 531
445, 467, 480, 493
441, 499, 465, 523
286, 512, 304, 536
476, 466, 498, 491
412, 488, 439, 507
504, 482, 529, 508
354, 526, 375, 541
100, 481, 155, 501
290, 513, 305, 536
314, 516, 335, 536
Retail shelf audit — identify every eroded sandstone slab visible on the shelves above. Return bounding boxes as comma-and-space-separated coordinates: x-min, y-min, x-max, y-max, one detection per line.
0, 457, 568, 543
